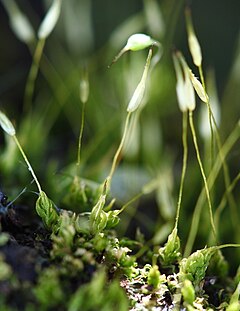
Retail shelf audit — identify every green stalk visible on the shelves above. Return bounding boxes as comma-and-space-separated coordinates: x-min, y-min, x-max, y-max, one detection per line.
118, 192, 143, 215
198, 66, 206, 96
199, 65, 214, 168
189, 111, 217, 242
13, 135, 42, 194
210, 110, 239, 230
217, 244, 240, 250
24, 39, 45, 112
76, 100, 86, 176
174, 111, 188, 230
198, 65, 239, 231
214, 172, 240, 234
184, 120, 240, 257
105, 112, 131, 191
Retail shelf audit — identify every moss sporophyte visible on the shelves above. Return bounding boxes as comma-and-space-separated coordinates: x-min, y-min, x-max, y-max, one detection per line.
110, 33, 161, 66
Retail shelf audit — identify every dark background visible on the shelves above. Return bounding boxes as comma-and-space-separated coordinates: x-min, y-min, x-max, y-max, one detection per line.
1, 0, 240, 105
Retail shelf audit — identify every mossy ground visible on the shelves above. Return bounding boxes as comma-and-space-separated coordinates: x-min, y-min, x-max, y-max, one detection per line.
0, 196, 238, 311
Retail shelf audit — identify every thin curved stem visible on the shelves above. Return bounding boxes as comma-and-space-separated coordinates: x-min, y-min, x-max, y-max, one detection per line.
76, 101, 86, 176
105, 112, 131, 191
13, 135, 42, 194
189, 111, 217, 243
174, 111, 188, 230
184, 120, 240, 257
24, 39, 45, 112
198, 65, 239, 233
217, 243, 240, 250
199, 65, 214, 168
214, 172, 240, 234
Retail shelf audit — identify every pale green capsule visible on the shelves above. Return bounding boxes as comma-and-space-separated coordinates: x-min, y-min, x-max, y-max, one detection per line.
173, 53, 187, 112
1, 0, 35, 44
0, 111, 16, 136
188, 33, 202, 67
110, 33, 159, 66
127, 48, 152, 112
125, 33, 155, 51
199, 71, 220, 140
185, 8, 202, 67
38, 0, 62, 40
173, 53, 196, 112
189, 70, 208, 103
79, 74, 89, 104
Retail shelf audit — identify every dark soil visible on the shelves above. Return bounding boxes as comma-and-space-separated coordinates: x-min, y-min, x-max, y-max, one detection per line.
0, 193, 52, 309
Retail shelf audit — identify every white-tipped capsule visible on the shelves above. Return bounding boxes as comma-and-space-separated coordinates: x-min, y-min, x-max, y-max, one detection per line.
189, 71, 208, 103
110, 33, 159, 65
0, 111, 16, 136
188, 33, 202, 67
173, 52, 196, 112
38, 0, 62, 40
127, 48, 152, 112
1, 0, 35, 44
184, 74, 196, 112
185, 8, 202, 67
199, 71, 220, 139
173, 54, 187, 112
125, 33, 155, 51
79, 72, 89, 104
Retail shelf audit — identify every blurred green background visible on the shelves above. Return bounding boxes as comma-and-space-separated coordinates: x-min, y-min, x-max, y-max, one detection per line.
0, 0, 240, 270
